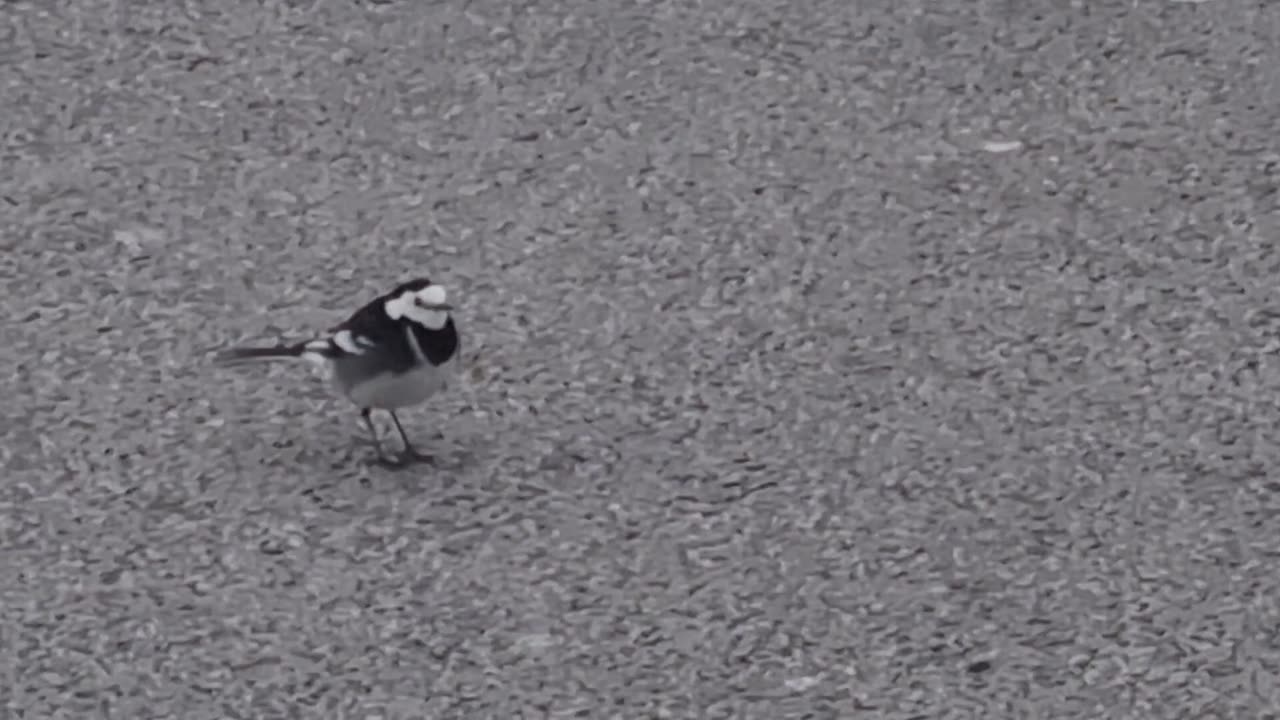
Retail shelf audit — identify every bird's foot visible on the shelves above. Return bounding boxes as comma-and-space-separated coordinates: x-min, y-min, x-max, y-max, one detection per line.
397, 446, 436, 466
375, 456, 411, 470
360, 439, 405, 469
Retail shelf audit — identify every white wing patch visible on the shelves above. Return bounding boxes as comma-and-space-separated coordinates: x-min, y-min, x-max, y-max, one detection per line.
332, 329, 364, 355
418, 284, 446, 306
301, 338, 334, 367
299, 329, 377, 367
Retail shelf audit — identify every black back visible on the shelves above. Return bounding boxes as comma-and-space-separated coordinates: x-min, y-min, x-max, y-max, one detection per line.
328, 279, 459, 374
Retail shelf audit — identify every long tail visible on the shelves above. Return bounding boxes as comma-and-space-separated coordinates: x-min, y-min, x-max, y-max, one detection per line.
214, 343, 308, 366
214, 337, 345, 367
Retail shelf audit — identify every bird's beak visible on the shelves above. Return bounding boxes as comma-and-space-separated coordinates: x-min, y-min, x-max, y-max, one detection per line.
416, 299, 453, 311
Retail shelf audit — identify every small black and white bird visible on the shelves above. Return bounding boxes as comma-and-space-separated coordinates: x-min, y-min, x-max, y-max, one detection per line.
216, 278, 460, 466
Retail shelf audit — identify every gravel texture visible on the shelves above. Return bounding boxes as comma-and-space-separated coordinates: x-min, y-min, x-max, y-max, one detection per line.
5, 0, 1280, 718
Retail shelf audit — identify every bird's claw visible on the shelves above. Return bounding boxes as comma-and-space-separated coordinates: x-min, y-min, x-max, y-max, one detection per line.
375, 455, 408, 469
370, 448, 434, 469
399, 447, 436, 466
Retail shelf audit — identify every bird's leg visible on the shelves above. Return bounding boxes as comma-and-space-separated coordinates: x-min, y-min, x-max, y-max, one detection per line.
389, 411, 434, 464
361, 408, 402, 467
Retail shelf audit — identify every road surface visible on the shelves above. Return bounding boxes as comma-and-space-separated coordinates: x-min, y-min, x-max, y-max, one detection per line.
3, 0, 1279, 717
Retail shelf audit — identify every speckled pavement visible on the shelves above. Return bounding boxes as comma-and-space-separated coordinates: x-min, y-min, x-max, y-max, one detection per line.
5, 0, 1280, 718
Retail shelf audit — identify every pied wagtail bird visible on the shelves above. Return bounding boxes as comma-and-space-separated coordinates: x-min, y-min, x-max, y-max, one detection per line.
216, 278, 460, 466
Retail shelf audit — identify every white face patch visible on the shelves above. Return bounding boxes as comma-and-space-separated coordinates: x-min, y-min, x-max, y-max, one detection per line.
418, 284, 446, 307
404, 305, 450, 330
384, 284, 450, 330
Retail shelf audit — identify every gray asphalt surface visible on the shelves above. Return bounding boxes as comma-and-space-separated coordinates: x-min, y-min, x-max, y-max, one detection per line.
4, 0, 1280, 717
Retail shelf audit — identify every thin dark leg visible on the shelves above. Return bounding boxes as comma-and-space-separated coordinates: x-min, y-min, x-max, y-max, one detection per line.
389, 411, 434, 463
361, 408, 400, 466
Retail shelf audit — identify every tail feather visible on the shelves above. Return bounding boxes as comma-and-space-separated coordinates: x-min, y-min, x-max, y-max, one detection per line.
215, 337, 346, 368
214, 343, 308, 366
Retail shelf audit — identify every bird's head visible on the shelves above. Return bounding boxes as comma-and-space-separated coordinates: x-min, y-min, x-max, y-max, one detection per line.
385, 278, 453, 329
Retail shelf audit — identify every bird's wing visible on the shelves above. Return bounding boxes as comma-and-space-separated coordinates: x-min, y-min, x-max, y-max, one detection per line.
315, 297, 418, 371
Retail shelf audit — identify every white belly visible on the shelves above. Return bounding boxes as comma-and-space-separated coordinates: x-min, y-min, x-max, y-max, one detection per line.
342, 363, 448, 410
